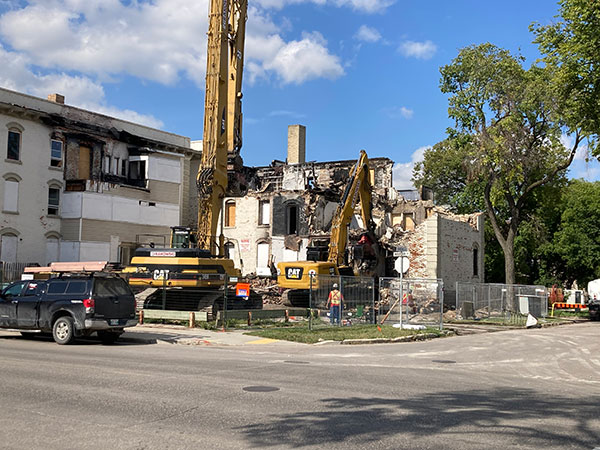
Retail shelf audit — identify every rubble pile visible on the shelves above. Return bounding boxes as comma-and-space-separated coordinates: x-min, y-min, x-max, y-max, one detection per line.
249, 277, 282, 305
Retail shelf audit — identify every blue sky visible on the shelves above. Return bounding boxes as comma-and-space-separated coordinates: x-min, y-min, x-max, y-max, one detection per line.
0, 0, 597, 188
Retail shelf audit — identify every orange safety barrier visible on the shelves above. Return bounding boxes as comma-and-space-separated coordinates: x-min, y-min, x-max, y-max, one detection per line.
552, 302, 587, 309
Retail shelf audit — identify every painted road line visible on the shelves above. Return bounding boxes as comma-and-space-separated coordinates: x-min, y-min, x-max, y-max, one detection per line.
246, 338, 279, 345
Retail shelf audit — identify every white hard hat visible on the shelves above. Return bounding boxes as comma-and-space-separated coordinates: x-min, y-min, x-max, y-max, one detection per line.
333, 283, 338, 289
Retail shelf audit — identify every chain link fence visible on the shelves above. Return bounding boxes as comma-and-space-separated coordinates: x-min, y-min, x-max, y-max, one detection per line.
455, 282, 548, 322
378, 277, 444, 330
308, 275, 376, 328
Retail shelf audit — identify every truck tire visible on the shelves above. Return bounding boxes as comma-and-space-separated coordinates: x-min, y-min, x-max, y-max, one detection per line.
52, 316, 75, 345
97, 331, 122, 345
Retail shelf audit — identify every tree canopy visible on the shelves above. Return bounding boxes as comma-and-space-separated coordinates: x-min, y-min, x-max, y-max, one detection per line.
532, 0, 600, 155
415, 43, 581, 291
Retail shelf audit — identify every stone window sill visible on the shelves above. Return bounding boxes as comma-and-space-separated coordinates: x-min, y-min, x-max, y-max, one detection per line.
49, 166, 63, 171
4, 158, 22, 165
2, 210, 19, 215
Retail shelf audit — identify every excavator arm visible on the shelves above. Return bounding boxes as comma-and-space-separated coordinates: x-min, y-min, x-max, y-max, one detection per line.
197, 0, 247, 255
327, 150, 373, 266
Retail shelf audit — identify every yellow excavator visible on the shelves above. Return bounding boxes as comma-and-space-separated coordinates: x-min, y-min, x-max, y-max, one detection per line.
122, 0, 259, 312
276, 150, 383, 306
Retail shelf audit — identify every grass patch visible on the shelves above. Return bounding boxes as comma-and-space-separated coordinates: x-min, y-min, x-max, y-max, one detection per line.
245, 324, 443, 344
550, 310, 589, 318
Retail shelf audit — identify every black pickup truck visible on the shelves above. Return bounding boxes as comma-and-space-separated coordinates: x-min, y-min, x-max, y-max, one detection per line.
0, 274, 137, 344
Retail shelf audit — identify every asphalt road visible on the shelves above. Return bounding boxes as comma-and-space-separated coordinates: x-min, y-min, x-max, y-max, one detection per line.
0, 323, 599, 450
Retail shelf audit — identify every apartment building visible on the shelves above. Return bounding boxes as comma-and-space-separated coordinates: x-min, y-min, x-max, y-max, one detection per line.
0, 87, 199, 268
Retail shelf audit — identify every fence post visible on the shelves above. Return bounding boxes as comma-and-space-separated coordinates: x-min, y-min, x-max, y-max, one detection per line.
308, 274, 313, 331
372, 277, 375, 325
455, 281, 459, 313
439, 280, 444, 331
247, 311, 252, 326
223, 274, 228, 330
139, 309, 144, 325
285, 309, 289, 323
189, 312, 195, 328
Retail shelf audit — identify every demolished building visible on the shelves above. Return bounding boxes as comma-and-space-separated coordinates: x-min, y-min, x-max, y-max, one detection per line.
208, 124, 484, 302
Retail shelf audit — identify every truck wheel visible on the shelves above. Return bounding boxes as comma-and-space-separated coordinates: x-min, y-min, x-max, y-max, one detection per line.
52, 316, 75, 345
97, 331, 121, 345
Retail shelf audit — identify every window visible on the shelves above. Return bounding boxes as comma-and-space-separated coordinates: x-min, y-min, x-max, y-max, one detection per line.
403, 213, 415, 231
3, 179, 19, 213
258, 200, 270, 225
0, 234, 18, 262
121, 159, 128, 177
66, 281, 88, 294
48, 187, 60, 215
256, 242, 270, 276
129, 160, 146, 180
114, 157, 120, 175
3, 281, 26, 297
287, 204, 298, 235
47, 282, 68, 294
7, 130, 20, 161
224, 242, 235, 260
104, 155, 111, 173
473, 247, 479, 277
50, 140, 63, 167
225, 200, 236, 227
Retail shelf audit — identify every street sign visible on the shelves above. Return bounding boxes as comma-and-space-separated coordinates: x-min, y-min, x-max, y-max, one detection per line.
394, 256, 410, 274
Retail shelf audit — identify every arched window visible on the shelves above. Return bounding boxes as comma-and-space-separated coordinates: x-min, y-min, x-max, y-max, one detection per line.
6, 122, 24, 161
256, 241, 270, 276
0, 229, 19, 263
45, 232, 61, 265
2, 174, 21, 213
47, 180, 63, 216
224, 241, 235, 261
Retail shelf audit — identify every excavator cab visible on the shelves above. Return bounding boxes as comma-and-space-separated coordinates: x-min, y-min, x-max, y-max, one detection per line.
170, 226, 197, 249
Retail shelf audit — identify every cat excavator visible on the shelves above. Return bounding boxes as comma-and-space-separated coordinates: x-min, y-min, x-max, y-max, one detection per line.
122, 0, 260, 312
276, 150, 384, 306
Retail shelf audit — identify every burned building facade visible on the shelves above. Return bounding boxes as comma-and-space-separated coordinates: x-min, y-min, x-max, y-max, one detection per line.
0, 87, 198, 268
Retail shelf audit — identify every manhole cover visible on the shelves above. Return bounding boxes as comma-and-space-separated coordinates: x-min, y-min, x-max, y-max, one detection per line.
243, 386, 280, 392
432, 360, 456, 364
283, 360, 309, 364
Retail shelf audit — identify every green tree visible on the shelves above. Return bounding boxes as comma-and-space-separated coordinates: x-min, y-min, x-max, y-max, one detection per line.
532, 0, 600, 155
435, 44, 582, 291
541, 180, 600, 286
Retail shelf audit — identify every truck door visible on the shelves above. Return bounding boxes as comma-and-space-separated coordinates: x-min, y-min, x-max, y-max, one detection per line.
0, 282, 27, 327
16, 281, 46, 328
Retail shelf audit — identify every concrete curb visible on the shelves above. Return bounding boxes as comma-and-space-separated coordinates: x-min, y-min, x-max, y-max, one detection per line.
341, 331, 451, 345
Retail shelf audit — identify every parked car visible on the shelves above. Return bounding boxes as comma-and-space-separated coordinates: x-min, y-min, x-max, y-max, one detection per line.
0, 274, 137, 344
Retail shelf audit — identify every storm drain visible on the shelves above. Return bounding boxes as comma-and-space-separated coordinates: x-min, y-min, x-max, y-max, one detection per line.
432, 360, 456, 364
283, 360, 310, 364
243, 386, 280, 392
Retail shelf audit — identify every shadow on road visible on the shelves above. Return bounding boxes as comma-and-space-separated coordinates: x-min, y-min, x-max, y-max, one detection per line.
238, 388, 600, 448
0, 333, 155, 346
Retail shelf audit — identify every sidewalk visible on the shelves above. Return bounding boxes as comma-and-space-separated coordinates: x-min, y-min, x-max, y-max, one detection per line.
122, 324, 300, 346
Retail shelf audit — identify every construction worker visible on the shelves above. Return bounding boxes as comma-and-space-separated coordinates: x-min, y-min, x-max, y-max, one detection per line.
327, 283, 344, 325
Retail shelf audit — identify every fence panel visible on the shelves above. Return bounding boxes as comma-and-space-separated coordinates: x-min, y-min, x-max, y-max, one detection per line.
455, 282, 548, 321
309, 275, 376, 327
378, 277, 444, 330
0, 261, 28, 284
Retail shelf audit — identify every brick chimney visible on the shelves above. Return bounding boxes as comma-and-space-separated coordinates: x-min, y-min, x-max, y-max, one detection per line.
47, 93, 65, 104
287, 124, 306, 165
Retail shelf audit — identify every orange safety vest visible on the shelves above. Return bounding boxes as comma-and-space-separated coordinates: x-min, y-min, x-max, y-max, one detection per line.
329, 290, 342, 306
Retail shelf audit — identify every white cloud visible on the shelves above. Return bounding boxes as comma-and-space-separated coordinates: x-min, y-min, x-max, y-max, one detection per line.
383, 106, 414, 119
253, 0, 393, 13
0, 43, 163, 128
393, 146, 429, 190
1, 1, 345, 88
355, 25, 381, 43
398, 40, 437, 60
260, 32, 344, 84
